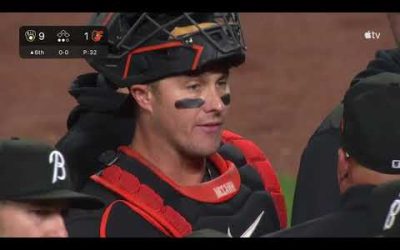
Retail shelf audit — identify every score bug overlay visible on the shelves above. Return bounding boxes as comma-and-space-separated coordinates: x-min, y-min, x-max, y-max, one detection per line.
19, 26, 108, 58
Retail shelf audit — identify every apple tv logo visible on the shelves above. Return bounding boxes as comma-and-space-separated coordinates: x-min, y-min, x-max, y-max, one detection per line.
364, 30, 381, 40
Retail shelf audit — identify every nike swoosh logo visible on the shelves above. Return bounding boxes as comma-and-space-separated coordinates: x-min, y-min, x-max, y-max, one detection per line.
227, 210, 265, 238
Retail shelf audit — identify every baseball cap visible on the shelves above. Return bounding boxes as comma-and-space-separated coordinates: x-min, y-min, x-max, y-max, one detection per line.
0, 138, 104, 209
341, 72, 400, 174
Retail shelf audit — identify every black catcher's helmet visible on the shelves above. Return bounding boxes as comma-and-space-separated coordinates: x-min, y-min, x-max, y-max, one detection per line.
87, 13, 246, 87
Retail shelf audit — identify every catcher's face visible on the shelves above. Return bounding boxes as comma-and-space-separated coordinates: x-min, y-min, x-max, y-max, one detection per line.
149, 68, 230, 157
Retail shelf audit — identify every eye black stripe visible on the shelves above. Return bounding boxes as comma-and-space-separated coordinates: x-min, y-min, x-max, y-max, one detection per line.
221, 94, 230, 105
174, 94, 231, 109
175, 98, 205, 109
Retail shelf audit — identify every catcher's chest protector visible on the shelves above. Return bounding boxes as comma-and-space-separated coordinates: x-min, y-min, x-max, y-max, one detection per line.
83, 145, 280, 237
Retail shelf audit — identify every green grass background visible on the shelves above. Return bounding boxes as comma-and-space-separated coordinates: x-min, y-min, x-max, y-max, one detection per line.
277, 172, 296, 227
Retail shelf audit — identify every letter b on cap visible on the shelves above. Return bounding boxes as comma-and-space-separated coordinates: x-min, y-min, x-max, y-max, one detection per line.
49, 150, 66, 184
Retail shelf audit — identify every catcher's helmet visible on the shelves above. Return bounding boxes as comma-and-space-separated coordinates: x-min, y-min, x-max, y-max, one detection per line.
87, 13, 246, 87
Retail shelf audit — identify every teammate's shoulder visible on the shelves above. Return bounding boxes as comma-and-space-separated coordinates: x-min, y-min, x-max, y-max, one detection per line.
369, 180, 400, 237
375, 48, 400, 60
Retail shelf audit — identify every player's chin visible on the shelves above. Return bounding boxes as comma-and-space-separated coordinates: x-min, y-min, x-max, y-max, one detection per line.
194, 138, 221, 156
190, 127, 222, 154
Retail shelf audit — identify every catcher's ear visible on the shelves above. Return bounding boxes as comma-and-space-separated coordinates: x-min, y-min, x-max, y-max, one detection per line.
129, 85, 153, 112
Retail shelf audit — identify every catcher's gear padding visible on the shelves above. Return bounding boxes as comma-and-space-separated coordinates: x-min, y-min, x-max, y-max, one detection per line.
221, 130, 288, 228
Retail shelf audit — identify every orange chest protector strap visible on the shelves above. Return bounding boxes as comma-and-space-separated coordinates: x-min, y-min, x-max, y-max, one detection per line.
91, 165, 192, 237
221, 130, 288, 228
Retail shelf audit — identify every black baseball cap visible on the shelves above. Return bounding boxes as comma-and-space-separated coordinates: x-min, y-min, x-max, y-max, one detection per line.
0, 138, 103, 209
342, 72, 400, 174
